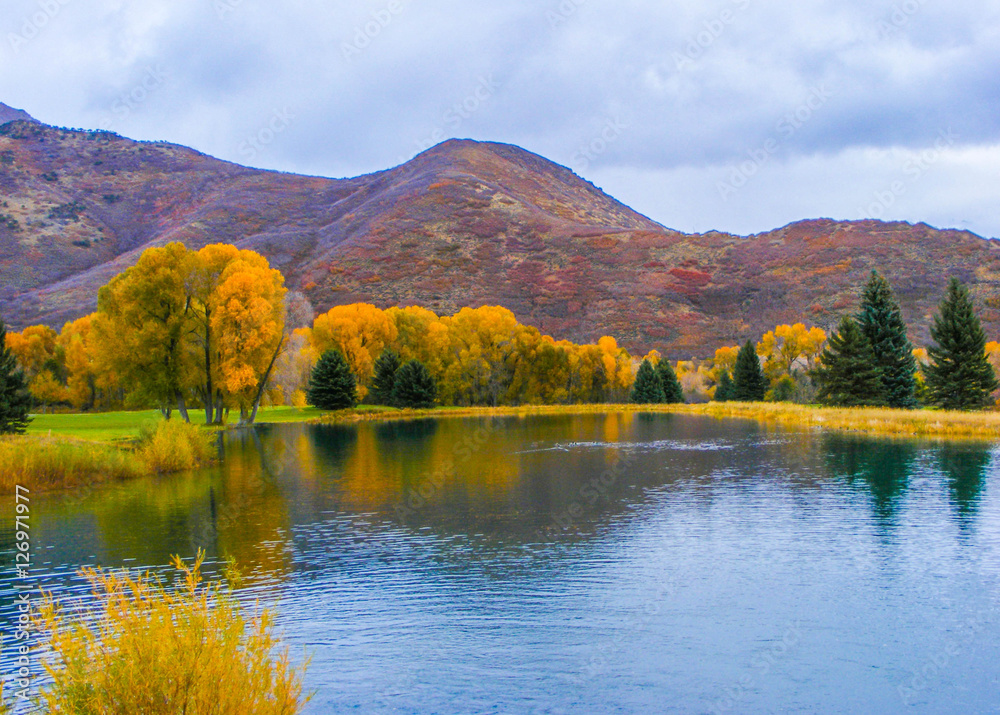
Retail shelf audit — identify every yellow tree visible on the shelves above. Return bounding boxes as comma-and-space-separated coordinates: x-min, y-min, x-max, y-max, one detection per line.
386, 306, 450, 381
58, 314, 113, 410
96, 242, 195, 420
757, 323, 827, 379
598, 336, 633, 402
441, 306, 524, 406
7, 325, 67, 410
212, 255, 287, 424
311, 304, 397, 400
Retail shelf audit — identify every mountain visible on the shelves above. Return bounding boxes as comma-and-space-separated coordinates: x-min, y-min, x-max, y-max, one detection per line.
1, 117, 998, 357
0, 104, 36, 126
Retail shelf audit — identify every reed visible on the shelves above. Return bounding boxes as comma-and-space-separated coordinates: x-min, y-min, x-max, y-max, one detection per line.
0, 420, 216, 494
31, 552, 310, 714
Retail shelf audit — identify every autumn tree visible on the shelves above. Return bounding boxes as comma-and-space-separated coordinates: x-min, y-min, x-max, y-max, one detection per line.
391, 360, 437, 408
0, 319, 32, 434
924, 278, 998, 410
211, 254, 288, 424
732, 341, 767, 402
307, 350, 356, 410
813, 316, 884, 407
858, 271, 918, 409
96, 242, 195, 420
311, 304, 397, 401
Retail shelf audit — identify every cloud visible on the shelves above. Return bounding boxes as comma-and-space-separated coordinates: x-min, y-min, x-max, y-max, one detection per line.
1, 0, 998, 237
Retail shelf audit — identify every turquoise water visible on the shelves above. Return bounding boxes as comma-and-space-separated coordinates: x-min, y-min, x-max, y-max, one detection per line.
2, 413, 999, 713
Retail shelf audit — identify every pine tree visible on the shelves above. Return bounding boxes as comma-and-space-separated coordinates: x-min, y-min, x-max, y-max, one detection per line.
714, 370, 735, 402
858, 271, 918, 408
732, 340, 767, 402
813, 316, 884, 407
630, 359, 665, 403
307, 350, 357, 410
0, 319, 32, 434
391, 360, 437, 408
925, 278, 999, 410
370, 350, 401, 406
656, 359, 685, 404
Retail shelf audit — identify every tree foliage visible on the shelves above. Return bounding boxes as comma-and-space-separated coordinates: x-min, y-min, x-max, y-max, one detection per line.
0, 319, 32, 434
391, 360, 437, 408
370, 350, 402, 406
813, 316, 884, 407
630, 359, 664, 404
925, 278, 999, 410
307, 350, 357, 410
858, 271, 918, 408
732, 340, 767, 402
656, 359, 685, 404
714, 370, 735, 402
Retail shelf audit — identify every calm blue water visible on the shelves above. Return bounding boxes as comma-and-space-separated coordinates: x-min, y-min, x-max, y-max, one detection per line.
2, 413, 999, 713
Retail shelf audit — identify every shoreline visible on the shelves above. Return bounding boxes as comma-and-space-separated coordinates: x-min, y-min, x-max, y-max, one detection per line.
309, 402, 1000, 441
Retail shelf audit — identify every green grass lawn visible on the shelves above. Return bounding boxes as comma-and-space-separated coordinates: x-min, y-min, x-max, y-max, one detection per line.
21, 405, 367, 442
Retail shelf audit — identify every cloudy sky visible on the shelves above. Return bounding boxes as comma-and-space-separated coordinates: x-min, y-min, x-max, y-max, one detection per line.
2, 0, 999, 238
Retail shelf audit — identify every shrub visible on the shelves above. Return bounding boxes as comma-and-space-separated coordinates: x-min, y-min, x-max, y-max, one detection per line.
136, 419, 216, 474
33, 552, 310, 714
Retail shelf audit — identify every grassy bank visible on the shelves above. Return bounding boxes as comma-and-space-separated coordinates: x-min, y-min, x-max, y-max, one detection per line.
0, 420, 217, 494
310, 402, 1000, 440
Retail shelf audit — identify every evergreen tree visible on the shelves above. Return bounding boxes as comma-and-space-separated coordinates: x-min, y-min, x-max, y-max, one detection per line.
656, 359, 685, 404
813, 316, 884, 407
925, 278, 999, 410
0, 319, 32, 434
630, 359, 665, 403
391, 360, 437, 408
732, 340, 767, 402
370, 350, 401, 406
714, 370, 735, 402
858, 271, 918, 408
307, 350, 357, 410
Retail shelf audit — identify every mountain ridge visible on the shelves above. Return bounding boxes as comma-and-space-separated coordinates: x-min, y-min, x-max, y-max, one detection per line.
1, 116, 997, 357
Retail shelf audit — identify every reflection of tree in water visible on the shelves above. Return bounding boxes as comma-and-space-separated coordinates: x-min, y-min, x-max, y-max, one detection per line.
823, 434, 917, 525
374, 418, 439, 444
308, 423, 358, 469
936, 444, 993, 528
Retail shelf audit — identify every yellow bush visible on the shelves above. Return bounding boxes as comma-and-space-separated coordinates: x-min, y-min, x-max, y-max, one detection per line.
33, 552, 310, 714
135, 419, 215, 474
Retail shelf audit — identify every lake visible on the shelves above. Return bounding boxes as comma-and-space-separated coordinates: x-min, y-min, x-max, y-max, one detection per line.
3, 412, 999, 713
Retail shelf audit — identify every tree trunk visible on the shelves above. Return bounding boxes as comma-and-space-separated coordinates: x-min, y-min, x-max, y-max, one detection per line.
176, 392, 191, 423
214, 392, 225, 425
247, 339, 285, 426
203, 316, 214, 426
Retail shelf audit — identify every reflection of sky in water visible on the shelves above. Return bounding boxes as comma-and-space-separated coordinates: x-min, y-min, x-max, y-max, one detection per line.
1, 413, 999, 714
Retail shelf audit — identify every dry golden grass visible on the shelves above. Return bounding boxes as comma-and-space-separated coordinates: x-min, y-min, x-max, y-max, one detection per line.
315, 402, 1000, 440
0, 420, 216, 494
31, 552, 310, 715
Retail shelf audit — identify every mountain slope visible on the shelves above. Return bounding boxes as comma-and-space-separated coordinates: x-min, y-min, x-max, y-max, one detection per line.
1, 118, 998, 357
